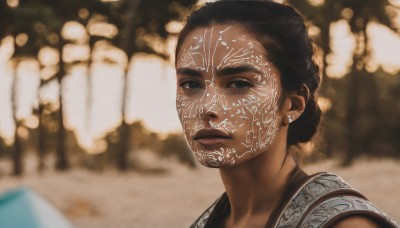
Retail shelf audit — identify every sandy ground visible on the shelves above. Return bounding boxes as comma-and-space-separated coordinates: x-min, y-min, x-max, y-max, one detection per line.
0, 158, 399, 228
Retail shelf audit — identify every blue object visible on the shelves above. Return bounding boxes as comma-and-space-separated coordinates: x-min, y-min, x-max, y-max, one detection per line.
0, 187, 73, 228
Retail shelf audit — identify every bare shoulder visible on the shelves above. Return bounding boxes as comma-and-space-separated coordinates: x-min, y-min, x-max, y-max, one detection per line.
333, 215, 380, 228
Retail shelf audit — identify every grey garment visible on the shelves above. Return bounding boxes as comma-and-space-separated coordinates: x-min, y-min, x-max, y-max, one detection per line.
190, 172, 398, 228
272, 172, 398, 227
300, 195, 398, 228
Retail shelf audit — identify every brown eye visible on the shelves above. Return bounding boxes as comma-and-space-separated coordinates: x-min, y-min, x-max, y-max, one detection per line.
180, 80, 202, 89
228, 80, 253, 89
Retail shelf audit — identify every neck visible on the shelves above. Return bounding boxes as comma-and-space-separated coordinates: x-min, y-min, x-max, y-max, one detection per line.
219, 132, 296, 225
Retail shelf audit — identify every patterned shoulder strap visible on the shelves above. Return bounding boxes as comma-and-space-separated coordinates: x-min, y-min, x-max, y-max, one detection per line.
272, 172, 354, 227
192, 173, 398, 228
272, 172, 397, 228
299, 195, 398, 228
190, 196, 221, 228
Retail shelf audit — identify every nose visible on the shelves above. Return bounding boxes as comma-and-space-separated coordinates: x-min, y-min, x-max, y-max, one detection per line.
198, 91, 220, 121
199, 105, 218, 120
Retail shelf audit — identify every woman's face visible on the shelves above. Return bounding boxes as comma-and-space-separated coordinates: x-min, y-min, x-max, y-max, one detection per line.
176, 24, 282, 167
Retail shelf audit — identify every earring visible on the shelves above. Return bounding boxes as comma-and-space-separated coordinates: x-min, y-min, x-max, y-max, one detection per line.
288, 115, 294, 123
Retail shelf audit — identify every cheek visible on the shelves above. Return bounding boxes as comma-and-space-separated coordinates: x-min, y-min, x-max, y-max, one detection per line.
176, 94, 192, 126
176, 95, 185, 120
237, 91, 279, 133
176, 94, 202, 132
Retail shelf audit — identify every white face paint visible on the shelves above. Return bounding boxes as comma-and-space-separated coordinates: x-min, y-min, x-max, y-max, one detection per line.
176, 24, 281, 167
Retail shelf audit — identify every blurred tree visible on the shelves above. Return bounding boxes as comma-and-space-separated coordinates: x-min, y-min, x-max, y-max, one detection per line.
108, 0, 196, 171
158, 133, 196, 168
286, 0, 343, 95
129, 121, 196, 168
1, 0, 197, 174
0, 1, 19, 175
130, 121, 156, 150
0, 138, 7, 158
0, 0, 12, 39
11, 59, 23, 176
286, 0, 344, 158
0, 0, 110, 173
36, 0, 112, 171
341, 0, 398, 165
0, 0, 61, 175
287, 0, 399, 165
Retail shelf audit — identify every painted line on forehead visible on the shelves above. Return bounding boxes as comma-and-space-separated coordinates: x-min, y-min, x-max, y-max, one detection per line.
218, 48, 235, 69
176, 49, 197, 69
227, 52, 253, 62
207, 26, 213, 72
216, 25, 233, 35
211, 30, 219, 70
186, 49, 197, 68
211, 25, 233, 68
218, 47, 245, 68
227, 41, 252, 58
202, 28, 208, 68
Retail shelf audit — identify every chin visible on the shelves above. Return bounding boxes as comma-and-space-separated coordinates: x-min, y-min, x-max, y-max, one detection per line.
194, 149, 251, 168
195, 148, 269, 168
200, 162, 222, 168
198, 160, 235, 168
193, 150, 237, 168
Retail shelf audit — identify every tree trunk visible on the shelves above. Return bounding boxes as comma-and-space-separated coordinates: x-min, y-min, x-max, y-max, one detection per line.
55, 43, 69, 171
117, 0, 141, 171
319, 20, 335, 157
118, 119, 130, 170
11, 59, 23, 176
38, 102, 46, 172
319, 20, 332, 95
37, 62, 47, 173
343, 66, 361, 166
343, 25, 369, 165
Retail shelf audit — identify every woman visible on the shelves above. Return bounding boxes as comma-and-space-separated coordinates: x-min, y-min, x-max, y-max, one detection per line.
175, 1, 398, 227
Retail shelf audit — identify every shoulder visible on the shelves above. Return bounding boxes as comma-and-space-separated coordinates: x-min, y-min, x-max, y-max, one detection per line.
272, 172, 398, 228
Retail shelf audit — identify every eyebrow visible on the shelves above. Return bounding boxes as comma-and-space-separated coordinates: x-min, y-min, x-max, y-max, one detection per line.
176, 67, 202, 77
176, 65, 263, 78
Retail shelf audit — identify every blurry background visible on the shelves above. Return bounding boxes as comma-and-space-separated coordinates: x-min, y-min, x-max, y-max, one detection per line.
0, 0, 399, 227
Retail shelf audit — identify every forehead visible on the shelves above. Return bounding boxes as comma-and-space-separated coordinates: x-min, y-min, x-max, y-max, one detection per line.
177, 24, 267, 62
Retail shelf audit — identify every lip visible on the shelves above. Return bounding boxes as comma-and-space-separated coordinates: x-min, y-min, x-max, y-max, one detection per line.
193, 129, 232, 149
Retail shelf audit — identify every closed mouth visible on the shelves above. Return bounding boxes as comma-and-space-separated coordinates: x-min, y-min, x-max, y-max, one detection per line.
192, 129, 232, 148
193, 129, 231, 140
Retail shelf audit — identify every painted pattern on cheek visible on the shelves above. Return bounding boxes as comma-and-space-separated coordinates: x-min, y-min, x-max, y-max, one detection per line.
176, 26, 280, 167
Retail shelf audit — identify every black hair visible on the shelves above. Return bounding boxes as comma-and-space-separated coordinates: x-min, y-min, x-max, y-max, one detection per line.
176, 0, 322, 147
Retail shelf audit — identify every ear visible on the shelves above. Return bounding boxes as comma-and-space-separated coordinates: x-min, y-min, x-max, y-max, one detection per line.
281, 84, 309, 126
